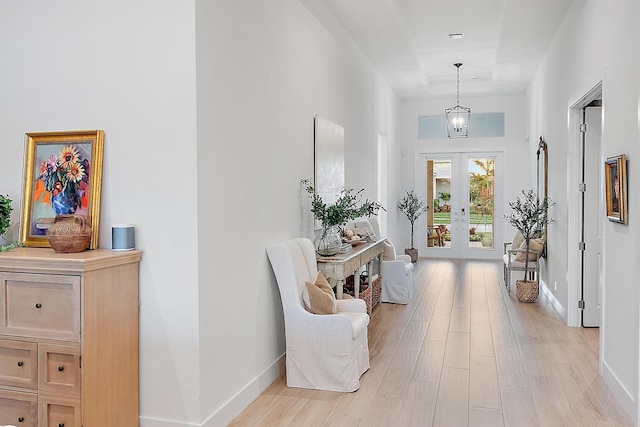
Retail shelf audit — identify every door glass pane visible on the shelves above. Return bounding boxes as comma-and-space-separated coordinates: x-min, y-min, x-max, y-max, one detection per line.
426, 159, 451, 249
418, 113, 505, 139
468, 158, 494, 249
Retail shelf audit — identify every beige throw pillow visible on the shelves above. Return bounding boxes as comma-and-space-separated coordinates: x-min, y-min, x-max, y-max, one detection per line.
383, 239, 396, 261
514, 238, 544, 262
303, 271, 337, 315
511, 231, 525, 250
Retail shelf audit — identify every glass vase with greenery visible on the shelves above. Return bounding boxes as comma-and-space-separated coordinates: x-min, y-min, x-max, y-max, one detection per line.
302, 180, 382, 255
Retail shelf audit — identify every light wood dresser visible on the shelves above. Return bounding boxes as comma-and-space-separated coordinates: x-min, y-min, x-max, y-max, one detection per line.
0, 248, 141, 427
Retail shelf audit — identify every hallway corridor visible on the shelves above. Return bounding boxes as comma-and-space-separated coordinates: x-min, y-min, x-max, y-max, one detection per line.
230, 259, 633, 426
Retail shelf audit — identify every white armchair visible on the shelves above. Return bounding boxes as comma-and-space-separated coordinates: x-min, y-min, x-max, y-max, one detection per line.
349, 217, 414, 304
266, 238, 370, 392
380, 239, 413, 304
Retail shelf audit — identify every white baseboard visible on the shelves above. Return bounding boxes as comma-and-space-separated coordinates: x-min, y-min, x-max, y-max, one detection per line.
539, 279, 567, 321
202, 353, 286, 427
139, 416, 200, 427
537, 281, 637, 424
139, 354, 286, 427
601, 359, 637, 424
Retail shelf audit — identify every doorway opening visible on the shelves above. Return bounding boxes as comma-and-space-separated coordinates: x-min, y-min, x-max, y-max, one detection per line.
568, 82, 603, 329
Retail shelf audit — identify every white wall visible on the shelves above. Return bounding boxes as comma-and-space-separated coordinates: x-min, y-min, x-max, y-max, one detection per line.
0, 1, 399, 426
399, 95, 530, 255
527, 0, 640, 421
195, 0, 398, 425
0, 1, 202, 424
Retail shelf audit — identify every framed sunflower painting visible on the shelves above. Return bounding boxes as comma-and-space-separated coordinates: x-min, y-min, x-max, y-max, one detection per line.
20, 130, 104, 249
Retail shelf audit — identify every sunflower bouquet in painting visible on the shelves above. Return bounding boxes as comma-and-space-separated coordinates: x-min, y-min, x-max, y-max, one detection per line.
36, 144, 90, 216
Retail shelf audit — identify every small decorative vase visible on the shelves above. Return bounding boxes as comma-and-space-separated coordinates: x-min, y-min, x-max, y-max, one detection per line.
315, 225, 342, 257
46, 214, 92, 253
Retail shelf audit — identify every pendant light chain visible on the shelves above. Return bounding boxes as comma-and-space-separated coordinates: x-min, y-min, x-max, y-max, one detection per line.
455, 63, 461, 106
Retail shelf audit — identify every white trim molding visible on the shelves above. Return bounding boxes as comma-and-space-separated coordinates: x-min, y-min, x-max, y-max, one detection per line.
140, 355, 286, 427
602, 359, 637, 424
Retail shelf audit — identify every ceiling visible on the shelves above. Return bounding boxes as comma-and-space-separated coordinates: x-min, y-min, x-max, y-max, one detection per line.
309, 0, 577, 100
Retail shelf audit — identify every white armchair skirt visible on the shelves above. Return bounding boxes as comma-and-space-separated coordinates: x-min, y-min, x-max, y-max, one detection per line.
380, 252, 414, 304
284, 301, 370, 391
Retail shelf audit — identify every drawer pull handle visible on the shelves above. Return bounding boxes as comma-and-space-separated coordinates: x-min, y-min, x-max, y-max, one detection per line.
35, 303, 42, 309
18, 417, 24, 423
59, 424, 65, 427
58, 365, 65, 372
17, 361, 23, 367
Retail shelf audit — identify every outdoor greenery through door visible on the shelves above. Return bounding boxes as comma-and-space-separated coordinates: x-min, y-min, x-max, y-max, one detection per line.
426, 155, 497, 257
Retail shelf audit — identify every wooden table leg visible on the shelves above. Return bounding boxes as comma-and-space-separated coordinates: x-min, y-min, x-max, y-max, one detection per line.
354, 272, 360, 299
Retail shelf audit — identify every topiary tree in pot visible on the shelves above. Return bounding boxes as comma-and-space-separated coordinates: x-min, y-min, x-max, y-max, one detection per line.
504, 189, 553, 302
397, 190, 427, 262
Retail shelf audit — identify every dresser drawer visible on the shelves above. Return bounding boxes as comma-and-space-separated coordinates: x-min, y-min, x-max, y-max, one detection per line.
38, 394, 81, 427
0, 272, 80, 341
39, 343, 81, 396
0, 339, 37, 389
0, 388, 37, 427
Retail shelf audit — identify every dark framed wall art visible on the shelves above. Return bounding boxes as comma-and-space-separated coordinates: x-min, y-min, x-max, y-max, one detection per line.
604, 154, 627, 224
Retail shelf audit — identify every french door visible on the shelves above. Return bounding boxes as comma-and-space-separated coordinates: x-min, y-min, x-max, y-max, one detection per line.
418, 152, 503, 259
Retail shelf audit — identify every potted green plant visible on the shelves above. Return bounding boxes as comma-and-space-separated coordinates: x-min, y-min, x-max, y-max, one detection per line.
0, 194, 13, 246
438, 191, 451, 212
302, 180, 382, 256
504, 189, 553, 302
397, 190, 427, 262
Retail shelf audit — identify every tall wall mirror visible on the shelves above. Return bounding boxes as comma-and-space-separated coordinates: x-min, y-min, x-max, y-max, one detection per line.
536, 136, 548, 257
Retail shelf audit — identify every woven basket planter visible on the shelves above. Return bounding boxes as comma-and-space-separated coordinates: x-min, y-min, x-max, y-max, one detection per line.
515, 280, 539, 303
404, 248, 418, 263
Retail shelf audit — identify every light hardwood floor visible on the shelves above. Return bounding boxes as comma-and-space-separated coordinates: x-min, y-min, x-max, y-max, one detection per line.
230, 259, 633, 426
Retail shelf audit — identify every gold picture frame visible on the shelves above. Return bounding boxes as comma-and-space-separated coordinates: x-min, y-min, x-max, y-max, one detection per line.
20, 130, 104, 249
604, 154, 627, 224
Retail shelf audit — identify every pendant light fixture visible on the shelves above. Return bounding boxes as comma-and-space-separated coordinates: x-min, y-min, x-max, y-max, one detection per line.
445, 63, 471, 138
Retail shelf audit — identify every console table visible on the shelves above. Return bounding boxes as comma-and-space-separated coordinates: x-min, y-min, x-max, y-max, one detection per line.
316, 238, 385, 300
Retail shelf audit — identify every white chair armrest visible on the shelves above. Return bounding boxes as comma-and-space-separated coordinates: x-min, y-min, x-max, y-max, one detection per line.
507, 248, 540, 266
503, 242, 511, 255
396, 254, 412, 263
336, 298, 368, 314
382, 258, 411, 270
287, 309, 358, 344
508, 248, 539, 257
